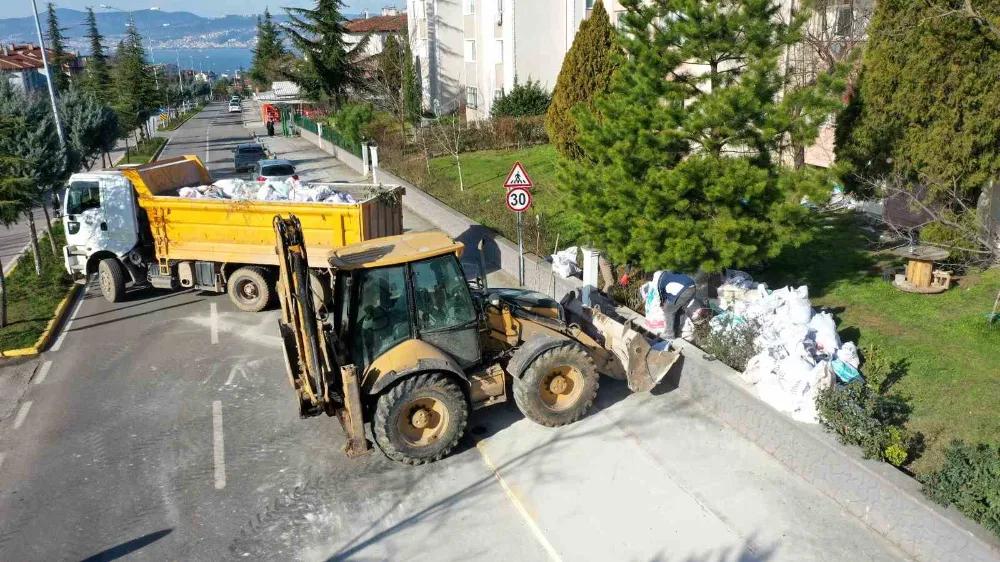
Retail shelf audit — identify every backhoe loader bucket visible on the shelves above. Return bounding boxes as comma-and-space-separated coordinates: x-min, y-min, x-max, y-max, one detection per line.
564, 296, 680, 392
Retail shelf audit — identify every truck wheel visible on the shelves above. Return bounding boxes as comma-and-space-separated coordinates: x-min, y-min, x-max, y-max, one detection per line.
373, 373, 468, 465
98, 258, 126, 303
514, 344, 599, 427
228, 267, 271, 312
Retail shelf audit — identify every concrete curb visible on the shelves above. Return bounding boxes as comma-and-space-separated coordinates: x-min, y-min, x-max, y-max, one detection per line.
295, 123, 1000, 562
1, 283, 82, 358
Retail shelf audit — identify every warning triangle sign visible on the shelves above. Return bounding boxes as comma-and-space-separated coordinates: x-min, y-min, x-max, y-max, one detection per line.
503, 161, 533, 189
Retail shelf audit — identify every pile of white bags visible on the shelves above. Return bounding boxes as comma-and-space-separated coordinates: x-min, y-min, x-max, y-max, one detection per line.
640, 271, 668, 336
712, 271, 862, 423
176, 178, 358, 205
551, 247, 580, 279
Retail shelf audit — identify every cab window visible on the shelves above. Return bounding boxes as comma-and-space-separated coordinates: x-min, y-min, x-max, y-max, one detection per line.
411, 255, 476, 332
65, 181, 101, 215
353, 265, 411, 367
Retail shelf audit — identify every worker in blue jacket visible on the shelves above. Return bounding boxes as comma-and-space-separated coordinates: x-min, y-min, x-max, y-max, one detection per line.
657, 271, 698, 338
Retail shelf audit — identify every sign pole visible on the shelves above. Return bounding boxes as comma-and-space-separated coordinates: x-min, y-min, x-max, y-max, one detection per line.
517, 212, 524, 286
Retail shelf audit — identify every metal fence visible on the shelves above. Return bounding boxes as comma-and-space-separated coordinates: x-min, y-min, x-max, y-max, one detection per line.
293, 115, 362, 157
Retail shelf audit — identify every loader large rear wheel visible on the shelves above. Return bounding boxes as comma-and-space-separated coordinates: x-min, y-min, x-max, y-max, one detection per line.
514, 344, 599, 427
373, 373, 468, 465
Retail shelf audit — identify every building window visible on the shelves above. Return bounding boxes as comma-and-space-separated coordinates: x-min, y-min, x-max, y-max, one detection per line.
493, 88, 504, 101
586, 0, 594, 9
495, 39, 504, 63
464, 0, 475, 15
467, 86, 479, 108
464, 40, 477, 62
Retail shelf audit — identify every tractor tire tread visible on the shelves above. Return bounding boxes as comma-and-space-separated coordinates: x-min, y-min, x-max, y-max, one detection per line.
514, 344, 599, 427
228, 266, 271, 313
373, 373, 468, 465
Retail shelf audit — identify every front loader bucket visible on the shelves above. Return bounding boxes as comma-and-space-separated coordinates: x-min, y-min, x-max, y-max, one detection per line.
564, 295, 680, 393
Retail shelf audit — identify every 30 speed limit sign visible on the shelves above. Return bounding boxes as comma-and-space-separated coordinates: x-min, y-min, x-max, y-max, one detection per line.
506, 186, 532, 213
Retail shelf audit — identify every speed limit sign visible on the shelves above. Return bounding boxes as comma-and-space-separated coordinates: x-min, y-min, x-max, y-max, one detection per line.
506, 186, 532, 213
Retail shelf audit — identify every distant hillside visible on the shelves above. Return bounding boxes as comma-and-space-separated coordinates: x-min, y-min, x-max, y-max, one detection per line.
0, 8, 363, 52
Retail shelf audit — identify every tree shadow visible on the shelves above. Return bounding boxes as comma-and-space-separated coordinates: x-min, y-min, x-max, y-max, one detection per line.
80, 528, 172, 562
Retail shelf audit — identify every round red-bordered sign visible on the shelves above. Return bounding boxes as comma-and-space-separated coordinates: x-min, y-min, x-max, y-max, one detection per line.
506, 186, 532, 213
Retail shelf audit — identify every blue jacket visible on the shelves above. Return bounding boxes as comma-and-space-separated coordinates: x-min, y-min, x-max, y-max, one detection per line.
657, 272, 696, 304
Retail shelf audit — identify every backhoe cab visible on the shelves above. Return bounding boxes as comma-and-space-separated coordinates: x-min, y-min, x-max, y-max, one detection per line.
274, 215, 680, 464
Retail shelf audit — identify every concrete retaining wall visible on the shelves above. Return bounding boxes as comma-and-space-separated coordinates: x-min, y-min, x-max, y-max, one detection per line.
297, 124, 1000, 562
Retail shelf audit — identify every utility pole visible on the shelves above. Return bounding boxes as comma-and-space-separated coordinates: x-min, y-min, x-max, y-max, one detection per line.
29, 0, 64, 145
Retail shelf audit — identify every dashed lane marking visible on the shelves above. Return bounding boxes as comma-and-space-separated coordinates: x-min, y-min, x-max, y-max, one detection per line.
13, 401, 32, 430
213, 400, 226, 489
33, 361, 52, 385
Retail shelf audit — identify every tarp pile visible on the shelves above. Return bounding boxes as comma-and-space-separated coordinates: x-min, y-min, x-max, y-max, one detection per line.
711, 270, 862, 424
176, 178, 358, 205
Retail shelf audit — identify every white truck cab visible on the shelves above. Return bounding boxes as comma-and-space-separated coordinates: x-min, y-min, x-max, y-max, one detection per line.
62, 171, 143, 286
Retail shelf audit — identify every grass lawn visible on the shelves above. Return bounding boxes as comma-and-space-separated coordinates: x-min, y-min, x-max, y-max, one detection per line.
417, 144, 567, 256
760, 214, 1000, 473
118, 137, 167, 165
0, 224, 74, 351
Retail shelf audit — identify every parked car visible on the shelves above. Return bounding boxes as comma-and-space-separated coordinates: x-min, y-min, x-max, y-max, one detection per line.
233, 143, 266, 172
253, 159, 298, 182
228, 100, 242, 113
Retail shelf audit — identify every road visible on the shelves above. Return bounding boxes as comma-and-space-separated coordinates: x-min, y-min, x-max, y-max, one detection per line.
0, 103, 911, 562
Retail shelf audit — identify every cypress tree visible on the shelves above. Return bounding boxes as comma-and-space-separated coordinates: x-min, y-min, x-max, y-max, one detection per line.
546, 0, 618, 159
402, 40, 421, 124
112, 22, 156, 142
559, 0, 845, 273
44, 3, 70, 92
835, 0, 1000, 200
282, 0, 369, 107
81, 7, 112, 103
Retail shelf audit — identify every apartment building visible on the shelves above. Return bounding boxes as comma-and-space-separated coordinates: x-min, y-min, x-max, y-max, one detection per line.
344, 7, 408, 60
407, 0, 626, 120
0, 43, 82, 94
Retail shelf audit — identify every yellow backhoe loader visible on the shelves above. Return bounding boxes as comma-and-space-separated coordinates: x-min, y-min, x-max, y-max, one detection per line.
274, 215, 681, 464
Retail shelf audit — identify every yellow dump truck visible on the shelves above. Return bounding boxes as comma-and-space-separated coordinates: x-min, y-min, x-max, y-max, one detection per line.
62, 155, 403, 311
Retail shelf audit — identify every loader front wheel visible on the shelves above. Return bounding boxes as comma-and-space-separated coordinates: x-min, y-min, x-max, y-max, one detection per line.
373, 373, 468, 465
515, 344, 599, 427
228, 267, 271, 312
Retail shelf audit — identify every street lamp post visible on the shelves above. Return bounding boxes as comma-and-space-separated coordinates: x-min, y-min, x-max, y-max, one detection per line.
29, 0, 65, 145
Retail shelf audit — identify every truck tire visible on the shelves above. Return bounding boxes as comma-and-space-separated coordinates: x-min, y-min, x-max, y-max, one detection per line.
514, 344, 599, 427
228, 266, 271, 312
373, 373, 468, 465
98, 258, 126, 303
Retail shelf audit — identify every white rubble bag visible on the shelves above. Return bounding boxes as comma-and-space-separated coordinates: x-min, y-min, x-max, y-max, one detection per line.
551, 246, 580, 279
640, 271, 667, 336
836, 341, 860, 368
808, 312, 841, 356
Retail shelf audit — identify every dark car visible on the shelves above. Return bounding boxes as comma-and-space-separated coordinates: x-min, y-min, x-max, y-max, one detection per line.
233, 143, 266, 173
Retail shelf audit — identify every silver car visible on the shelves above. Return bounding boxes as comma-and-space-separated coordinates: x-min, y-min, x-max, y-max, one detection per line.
253, 159, 298, 182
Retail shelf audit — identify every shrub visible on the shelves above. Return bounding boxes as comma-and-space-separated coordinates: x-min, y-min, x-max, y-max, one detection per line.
921, 440, 1000, 539
693, 317, 761, 373
330, 101, 374, 147
490, 80, 551, 118
815, 344, 915, 466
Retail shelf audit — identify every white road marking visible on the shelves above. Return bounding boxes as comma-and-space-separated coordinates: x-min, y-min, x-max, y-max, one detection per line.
50, 285, 88, 352
213, 400, 226, 489
224, 364, 241, 386
13, 402, 32, 430
34, 361, 53, 385
206, 118, 212, 165
210, 302, 219, 344
475, 441, 562, 562
0, 452, 5, 471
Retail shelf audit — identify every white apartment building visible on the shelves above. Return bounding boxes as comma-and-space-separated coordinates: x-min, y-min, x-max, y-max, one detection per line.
407, 0, 626, 120
344, 7, 408, 59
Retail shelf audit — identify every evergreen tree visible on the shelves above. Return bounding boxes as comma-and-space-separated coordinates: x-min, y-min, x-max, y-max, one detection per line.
81, 7, 112, 103
60, 89, 121, 171
402, 40, 421, 125
282, 0, 369, 107
250, 9, 288, 90
378, 33, 404, 95
491, 80, 551, 118
835, 0, 1000, 200
559, 0, 845, 273
0, 111, 37, 326
45, 3, 71, 92
546, 0, 618, 158
112, 22, 156, 143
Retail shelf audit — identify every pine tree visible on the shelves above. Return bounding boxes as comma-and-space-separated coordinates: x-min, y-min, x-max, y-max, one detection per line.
546, 0, 618, 158
559, 0, 845, 273
45, 2, 70, 92
81, 7, 112, 103
112, 22, 156, 144
836, 0, 1000, 200
61, 89, 120, 171
249, 8, 287, 90
378, 34, 404, 95
402, 40, 421, 125
282, 0, 369, 107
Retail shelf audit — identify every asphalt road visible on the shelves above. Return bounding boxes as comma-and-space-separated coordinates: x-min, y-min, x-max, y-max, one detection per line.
0, 103, 911, 562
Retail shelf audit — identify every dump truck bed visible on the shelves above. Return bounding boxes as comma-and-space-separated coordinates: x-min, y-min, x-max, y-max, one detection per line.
122, 156, 403, 268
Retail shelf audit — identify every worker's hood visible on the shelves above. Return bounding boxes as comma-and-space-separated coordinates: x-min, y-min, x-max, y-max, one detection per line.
485, 288, 564, 321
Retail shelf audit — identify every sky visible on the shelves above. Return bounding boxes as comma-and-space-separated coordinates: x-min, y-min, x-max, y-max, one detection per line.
6, 1, 402, 19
